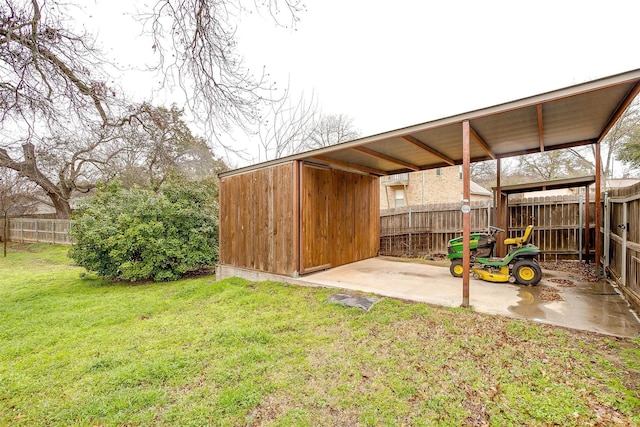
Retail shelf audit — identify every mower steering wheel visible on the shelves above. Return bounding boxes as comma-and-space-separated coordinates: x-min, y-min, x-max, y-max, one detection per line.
489, 226, 505, 233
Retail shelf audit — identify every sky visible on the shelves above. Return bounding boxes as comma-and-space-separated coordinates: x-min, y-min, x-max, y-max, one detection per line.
88, 0, 640, 168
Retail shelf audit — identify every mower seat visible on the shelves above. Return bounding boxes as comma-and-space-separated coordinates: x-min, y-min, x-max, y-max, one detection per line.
503, 225, 534, 248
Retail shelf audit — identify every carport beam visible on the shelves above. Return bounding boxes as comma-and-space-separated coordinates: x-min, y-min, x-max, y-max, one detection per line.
462, 120, 471, 308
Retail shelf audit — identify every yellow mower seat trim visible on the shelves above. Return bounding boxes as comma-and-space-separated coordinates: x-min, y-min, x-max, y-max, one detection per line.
503, 225, 534, 248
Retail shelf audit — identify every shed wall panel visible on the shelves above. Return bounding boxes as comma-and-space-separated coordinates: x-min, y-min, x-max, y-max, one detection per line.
220, 161, 379, 277
300, 164, 331, 272
219, 162, 296, 275
300, 163, 379, 273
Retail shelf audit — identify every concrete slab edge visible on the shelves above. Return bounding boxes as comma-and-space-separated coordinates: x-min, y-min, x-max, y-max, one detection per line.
216, 264, 322, 288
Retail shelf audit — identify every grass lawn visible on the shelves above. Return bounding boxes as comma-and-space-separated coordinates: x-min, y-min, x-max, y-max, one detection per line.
1, 244, 639, 426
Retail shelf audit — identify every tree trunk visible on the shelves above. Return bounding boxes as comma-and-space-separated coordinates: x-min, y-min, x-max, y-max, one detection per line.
3, 217, 7, 257
50, 194, 73, 219
0, 143, 72, 219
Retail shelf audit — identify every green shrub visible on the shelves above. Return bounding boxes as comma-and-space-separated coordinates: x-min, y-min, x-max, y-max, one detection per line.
69, 179, 218, 281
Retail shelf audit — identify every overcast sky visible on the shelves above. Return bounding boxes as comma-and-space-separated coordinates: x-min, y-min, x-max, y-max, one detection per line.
91, 0, 640, 167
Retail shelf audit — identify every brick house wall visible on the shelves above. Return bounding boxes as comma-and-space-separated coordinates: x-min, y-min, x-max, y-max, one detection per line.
380, 166, 491, 209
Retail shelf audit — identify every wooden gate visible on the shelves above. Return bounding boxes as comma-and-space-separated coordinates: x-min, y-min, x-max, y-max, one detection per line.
606, 182, 640, 312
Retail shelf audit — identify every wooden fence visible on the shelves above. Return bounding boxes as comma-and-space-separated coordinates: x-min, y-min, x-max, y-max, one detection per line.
605, 182, 640, 311
380, 201, 492, 258
508, 196, 596, 261
0, 218, 73, 245
380, 195, 596, 262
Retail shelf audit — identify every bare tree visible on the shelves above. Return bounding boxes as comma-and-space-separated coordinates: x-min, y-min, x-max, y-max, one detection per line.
517, 149, 593, 181
1, 0, 304, 215
1, 124, 128, 218
0, 169, 37, 256
113, 104, 227, 190
613, 98, 640, 171
0, 0, 122, 217
305, 114, 360, 149
0, 0, 118, 131
140, 0, 305, 137
257, 89, 318, 161
256, 87, 361, 161
1, 103, 226, 218
552, 98, 640, 178
1, 0, 304, 133
470, 159, 497, 187
302, 113, 360, 150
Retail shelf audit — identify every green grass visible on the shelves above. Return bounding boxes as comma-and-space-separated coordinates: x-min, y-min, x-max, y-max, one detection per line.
1, 243, 639, 426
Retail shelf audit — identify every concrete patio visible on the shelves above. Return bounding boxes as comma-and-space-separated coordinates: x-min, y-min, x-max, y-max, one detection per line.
297, 257, 640, 338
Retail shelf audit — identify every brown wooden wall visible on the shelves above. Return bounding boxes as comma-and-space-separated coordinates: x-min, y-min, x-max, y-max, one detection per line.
219, 162, 297, 275
300, 163, 379, 273
219, 161, 380, 276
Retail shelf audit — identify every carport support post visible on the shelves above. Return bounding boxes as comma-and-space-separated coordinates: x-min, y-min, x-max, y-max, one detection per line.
462, 120, 471, 308
495, 158, 506, 258
595, 142, 602, 276
604, 191, 610, 270
584, 184, 590, 262
495, 157, 501, 225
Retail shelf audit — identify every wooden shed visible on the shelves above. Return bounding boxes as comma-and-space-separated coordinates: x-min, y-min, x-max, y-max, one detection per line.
218, 160, 379, 277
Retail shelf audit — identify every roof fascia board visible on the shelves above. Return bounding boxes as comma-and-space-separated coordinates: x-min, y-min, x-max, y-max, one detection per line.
218, 160, 295, 179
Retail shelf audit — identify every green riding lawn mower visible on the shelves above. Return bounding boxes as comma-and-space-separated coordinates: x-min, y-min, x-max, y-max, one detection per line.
447, 225, 542, 285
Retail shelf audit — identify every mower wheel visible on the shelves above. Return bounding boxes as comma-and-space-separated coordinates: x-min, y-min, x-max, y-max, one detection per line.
449, 259, 464, 277
513, 259, 542, 285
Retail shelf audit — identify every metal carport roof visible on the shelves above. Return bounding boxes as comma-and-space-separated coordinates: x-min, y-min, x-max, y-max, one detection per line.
221, 68, 640, 178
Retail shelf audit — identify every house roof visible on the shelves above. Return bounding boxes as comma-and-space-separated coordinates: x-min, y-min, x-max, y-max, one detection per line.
606, 178, 640, 189
470, 181, 492, 197
221, 68, 640, 178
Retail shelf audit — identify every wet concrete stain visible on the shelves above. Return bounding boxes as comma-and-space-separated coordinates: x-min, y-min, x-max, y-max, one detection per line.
508, 286, 548, 321
508, 272, 640, 337
302, 257, 640, 338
